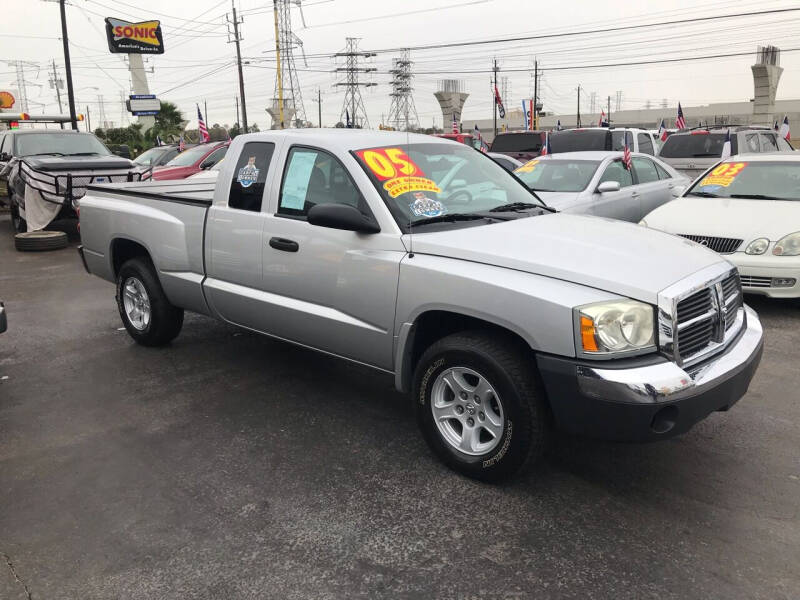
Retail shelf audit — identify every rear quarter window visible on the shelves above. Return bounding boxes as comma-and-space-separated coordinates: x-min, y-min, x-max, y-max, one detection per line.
490, 133, 543, 153
228, 142, 275, 212
549, 130, 608, 152
659, 133, 730, 158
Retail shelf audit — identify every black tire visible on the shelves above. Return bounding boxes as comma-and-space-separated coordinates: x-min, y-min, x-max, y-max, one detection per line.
14, 230, 68, 252
413, 331, 548, 482
116, 257, 184, 347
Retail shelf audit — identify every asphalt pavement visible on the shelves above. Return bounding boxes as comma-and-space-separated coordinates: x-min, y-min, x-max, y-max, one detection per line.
1, 214, 798, 600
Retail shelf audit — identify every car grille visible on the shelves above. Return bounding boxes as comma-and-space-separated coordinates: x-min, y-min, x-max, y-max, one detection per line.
678, 234, 743, 254
662, 271, 744, 366
740, 275, 772, 288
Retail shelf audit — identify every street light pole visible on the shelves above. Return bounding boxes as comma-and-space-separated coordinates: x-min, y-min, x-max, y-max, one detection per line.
59, 0, 78, 130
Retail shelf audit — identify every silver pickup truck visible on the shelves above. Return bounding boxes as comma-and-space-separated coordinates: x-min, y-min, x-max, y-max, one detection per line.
78, 130, 764, 481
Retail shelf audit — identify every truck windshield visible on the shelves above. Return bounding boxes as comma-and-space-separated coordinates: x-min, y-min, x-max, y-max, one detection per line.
165, 145, 214, 167
659, 133, 733, 158
490, 133, 543, 153
549, 130, 608, 153
514, 159, 600, 192
134, 147, 167, 165
354, 142, 545, 227
16, 133, 111, 157
687, 161, 800, 201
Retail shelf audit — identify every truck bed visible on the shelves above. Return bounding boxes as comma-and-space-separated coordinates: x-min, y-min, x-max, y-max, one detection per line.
86, 179, 216, 205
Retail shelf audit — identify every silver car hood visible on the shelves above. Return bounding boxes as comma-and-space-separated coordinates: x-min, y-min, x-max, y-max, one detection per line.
408, 213, 728, 304
532, 191, 584, 211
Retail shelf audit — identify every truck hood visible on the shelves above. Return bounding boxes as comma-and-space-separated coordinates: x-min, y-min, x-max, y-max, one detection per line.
22, 154, 135, 171
408, 213, 728, 304
644, 196, 800, 241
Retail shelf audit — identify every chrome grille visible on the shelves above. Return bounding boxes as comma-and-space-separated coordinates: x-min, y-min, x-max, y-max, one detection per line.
740, 275, 772, 288
660, 267, 746, 367
678, 234, 743, 254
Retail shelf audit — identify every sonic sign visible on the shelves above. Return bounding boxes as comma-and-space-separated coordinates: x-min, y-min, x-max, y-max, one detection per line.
105, 17, 164, 54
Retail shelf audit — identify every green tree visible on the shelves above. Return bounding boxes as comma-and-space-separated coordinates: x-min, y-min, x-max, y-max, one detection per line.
144, 101, 185, 145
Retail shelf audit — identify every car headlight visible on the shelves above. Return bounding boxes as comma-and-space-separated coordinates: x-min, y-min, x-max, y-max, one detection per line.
773, 231, 800, 256
745, 237, 769, 255
576, 300, 655, 356
638, 219, 648, 227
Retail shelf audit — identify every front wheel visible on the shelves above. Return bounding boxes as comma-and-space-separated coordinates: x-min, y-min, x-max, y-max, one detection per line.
10, 195, 26, 233
116, 257, 184, 347
413, 331, 548, 482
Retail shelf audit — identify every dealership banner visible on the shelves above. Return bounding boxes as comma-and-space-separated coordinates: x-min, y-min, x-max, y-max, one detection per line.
105, 17, 164, 54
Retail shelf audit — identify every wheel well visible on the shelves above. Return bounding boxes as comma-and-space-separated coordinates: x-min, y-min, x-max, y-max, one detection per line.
406, 311, 534, 387
111, 238, 151, 277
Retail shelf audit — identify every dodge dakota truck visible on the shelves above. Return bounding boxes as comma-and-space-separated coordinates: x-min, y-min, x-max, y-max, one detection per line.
77, 130, 764, 481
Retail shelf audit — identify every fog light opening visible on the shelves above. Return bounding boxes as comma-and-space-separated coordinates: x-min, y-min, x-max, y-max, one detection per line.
651, 405, 679, 434
771, 277, 796, 288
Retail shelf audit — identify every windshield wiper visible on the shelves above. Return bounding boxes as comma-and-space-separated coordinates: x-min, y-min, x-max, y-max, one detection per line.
408, 213, 495, 228
23, 152, 65, 157
688, 191, 721, 198
729, 193, 784, 200
67, 152, 101, 156
489, 202, 543, 212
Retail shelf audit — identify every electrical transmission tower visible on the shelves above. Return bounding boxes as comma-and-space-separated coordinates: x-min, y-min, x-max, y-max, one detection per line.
2, 60, 38, 113
386, 49, 418, 131
335, 38, 376, 128
589, 91, 597, 115
615, 90, 623, 111
267, 0, 308, 129
500, 76, 511, 110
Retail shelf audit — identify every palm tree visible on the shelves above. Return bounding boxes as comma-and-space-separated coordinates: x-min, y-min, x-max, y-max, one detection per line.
145, 101, 185, 145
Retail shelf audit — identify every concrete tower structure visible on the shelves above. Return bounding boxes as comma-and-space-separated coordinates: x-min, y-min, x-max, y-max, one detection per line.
434, 79, 468, 131
751, 45, 783, 125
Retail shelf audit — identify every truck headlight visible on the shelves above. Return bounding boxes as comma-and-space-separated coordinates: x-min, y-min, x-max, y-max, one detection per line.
576, 300, 655, 356
773, 232, 800, 256
745, 237, 769, 255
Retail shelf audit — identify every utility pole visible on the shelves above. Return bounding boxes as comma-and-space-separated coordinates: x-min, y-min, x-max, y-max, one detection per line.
608, 95, 611, 127
493, 59, 498, 137
228, 2, 248, 132
235, 95, 240, 129
86, 105, 91, 133
576, 85, 581, 128
533, 59, 538, 130
318, 89, 321, 128
59, 0, 78, 129
50, 59, 64, 129
204, 99, 208, 128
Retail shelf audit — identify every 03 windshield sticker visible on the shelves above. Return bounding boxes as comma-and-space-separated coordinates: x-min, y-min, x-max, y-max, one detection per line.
515, 159, 539, 173
237, 156, 259, 188
355, 147, 442, 198
698, 162, 747, 188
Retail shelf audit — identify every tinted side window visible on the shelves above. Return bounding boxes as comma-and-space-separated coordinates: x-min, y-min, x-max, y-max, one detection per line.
278, 147, 364, 218
632, 157, 659, 183
599, 160, 633, 188
760, 133, 778, 151
611, 131, 626, 151
228, 142, 275, 212
654, 161, 672, 180
202, 147, 227, 168
160, 149, 178, 165
637, 133, 655, 155
743, 133, 760, 153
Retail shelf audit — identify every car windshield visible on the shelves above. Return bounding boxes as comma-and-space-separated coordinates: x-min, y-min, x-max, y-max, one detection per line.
354, 142, 545, 227
687, 161, 800, 201
16, 133, 111, 157
491, 134, 542, 153
514, 159, 600, 192
659, 133, 730, 158
549, 130, 608, 152
165, 145, 213, 167
134, 147, 166, 165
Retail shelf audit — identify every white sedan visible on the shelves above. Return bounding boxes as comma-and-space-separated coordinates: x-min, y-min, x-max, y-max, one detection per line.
641, 153, 800, 298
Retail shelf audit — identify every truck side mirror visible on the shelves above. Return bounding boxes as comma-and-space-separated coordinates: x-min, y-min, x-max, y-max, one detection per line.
597, 181, 621, 193
307, 203, 380, 234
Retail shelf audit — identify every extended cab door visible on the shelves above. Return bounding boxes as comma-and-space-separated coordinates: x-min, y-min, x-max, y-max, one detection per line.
203, 140, 278, 327
259, 145, 404, 371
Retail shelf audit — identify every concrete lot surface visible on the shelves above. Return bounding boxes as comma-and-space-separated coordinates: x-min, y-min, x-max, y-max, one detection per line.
1, 215, 798, 599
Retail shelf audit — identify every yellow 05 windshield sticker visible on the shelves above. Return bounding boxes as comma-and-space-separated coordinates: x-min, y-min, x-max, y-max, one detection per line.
383, 176, 441, 198
699, 162, 747, 187
515, 159, 539, 173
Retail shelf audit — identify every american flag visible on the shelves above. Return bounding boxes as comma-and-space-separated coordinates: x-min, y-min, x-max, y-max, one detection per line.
622, 132, 632, 170
675, 103, 686, 129
197, 104, 210, 142
178, 134, 185, 152
779, 116, 790, 140
452, 113, 459, 134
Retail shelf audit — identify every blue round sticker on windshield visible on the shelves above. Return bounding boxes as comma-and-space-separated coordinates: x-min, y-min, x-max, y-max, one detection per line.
237, 157, 259, 188
410, 195, 447, 218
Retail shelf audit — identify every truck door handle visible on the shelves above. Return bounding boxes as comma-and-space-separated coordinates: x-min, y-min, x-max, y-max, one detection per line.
269, 237, 299, 252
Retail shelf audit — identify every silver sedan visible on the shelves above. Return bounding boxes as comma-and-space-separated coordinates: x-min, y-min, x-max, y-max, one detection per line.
514, 151, 689, 222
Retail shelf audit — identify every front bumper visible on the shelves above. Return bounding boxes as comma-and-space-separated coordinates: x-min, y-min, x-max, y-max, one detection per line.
537, 305, 763, 442
727, 252, 800, 298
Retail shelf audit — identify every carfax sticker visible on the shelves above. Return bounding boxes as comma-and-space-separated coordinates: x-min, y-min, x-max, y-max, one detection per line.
515, 159, 539, 173
698, 162, 746, 188
384, 176, 441, 198
237, 156, 259, 188
409, 195, 447, 217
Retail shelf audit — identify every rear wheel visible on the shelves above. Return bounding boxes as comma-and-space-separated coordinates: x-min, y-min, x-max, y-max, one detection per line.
116, 257, 183, 346
413, 331, 548, 482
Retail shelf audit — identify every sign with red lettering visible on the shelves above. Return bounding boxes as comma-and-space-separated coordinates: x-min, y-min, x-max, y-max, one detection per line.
105, 17, 164, 54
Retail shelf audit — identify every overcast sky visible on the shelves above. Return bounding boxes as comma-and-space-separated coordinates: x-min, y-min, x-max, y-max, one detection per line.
4, 0, 800, 130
